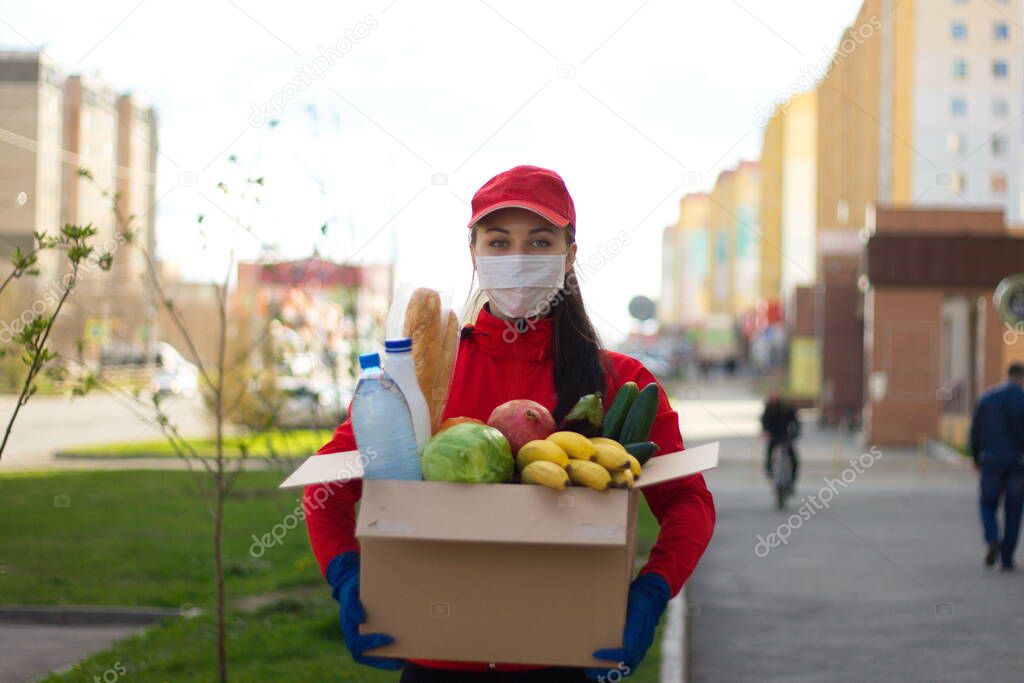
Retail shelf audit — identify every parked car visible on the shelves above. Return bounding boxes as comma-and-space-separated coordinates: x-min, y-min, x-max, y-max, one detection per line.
149, 363, 199, 398
275, 376, 350, 430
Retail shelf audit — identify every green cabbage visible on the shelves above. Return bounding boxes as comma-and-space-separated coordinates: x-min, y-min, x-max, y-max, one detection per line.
421, 423, 514, 483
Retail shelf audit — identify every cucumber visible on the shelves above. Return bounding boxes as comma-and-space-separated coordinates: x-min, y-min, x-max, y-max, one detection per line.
624, 441, 658, 465
618, 382, 659, 444
602, 382, 639, 439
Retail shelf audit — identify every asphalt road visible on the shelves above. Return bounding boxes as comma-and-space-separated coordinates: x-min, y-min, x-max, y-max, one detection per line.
0, 390, 207, 472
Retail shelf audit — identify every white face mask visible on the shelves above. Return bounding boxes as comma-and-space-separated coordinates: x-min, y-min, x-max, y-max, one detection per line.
475, 254, 566, 319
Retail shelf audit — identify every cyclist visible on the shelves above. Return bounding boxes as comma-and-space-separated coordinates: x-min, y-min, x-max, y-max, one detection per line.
761, 389, 800, 483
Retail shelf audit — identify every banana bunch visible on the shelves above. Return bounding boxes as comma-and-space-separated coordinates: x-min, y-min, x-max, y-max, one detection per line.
515, 431, 644, 492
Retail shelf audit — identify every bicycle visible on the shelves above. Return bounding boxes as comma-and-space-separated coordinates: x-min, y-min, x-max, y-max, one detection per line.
770, 440, 795, 510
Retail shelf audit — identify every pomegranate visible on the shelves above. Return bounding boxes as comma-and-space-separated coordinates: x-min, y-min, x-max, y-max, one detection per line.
486, 399, 556, 453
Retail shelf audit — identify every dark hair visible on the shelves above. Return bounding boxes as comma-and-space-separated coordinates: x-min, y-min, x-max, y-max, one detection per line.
471, 225, 606, 422
1010, 363, 1024, 380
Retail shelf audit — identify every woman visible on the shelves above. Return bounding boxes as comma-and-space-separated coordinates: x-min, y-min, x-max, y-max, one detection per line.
304, 165, 715, 681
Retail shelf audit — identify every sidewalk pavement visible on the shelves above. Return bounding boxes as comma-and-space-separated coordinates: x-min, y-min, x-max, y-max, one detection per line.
685, 441, 1022, 682
0, 623, 144, 683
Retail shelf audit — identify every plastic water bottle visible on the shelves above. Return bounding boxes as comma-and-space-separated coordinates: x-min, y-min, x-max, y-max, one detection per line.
351, 352, 422, 481
382, 337, 431, 451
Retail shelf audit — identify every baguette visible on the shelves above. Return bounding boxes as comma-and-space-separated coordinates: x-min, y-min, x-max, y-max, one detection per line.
431, 309, 459, 429
402, 288, 441, 419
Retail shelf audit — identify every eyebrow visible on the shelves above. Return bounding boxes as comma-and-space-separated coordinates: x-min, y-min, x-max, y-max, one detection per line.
481, 225, 556, 234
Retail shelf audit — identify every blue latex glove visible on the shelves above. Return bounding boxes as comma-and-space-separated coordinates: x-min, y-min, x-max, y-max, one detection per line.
325, 551, 403, 670
587, 573, 671, 680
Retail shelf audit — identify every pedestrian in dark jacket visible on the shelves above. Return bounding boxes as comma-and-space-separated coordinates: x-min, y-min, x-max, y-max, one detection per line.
970, 363, 1024, 570
761, 389, 800, 481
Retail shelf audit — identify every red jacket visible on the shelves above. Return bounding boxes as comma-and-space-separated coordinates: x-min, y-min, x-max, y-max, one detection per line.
303, 306, 715, 672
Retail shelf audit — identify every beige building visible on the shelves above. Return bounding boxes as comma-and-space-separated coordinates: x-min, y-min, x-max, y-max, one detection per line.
662, 161, 761, 325
660, 193, 712, 329
0, 51, 64, 275
708, 169, 736, 315
707, 161, 760, 317
730, 161, 761, 315
0, 50, 160, 355
63, 74, 119, 246
110, 93, 159, 354
115, 93, 158, 284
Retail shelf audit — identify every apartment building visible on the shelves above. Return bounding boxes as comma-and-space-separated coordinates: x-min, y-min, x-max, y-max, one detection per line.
0, 50, 64, 275
807, 0, 1024, 424
115, 93, 158, 284
730, 160, 761, 316
0, 50, 160, 354
659, 192, 712, 329
63, 73, 119, 246
816, 0, 1022, 231
759, 91, 818, 304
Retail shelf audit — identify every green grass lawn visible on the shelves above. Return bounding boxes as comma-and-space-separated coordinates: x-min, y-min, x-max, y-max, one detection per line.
0, 470, 322, 607
58, 429, 333, 459
4, 469, 666, 681
41, 598, 399, 683
43, 596, 666, 682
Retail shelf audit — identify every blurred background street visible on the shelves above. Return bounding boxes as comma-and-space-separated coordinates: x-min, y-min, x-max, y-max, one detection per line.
3, 0, 1024, 681
675, 381, 1024, 683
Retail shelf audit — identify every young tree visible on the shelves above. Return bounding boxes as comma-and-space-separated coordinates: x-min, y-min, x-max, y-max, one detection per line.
97, 156, 330, 682
0, 224, 111, 462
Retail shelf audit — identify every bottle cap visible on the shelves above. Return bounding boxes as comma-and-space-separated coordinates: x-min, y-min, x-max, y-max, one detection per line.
358, 352, 381, 369
384, 337, 413, 352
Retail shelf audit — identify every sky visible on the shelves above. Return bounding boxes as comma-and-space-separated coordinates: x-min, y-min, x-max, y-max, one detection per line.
0, 0, 862, 342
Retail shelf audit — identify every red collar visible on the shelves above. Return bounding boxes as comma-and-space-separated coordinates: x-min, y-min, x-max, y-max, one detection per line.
468, 305, 553, 361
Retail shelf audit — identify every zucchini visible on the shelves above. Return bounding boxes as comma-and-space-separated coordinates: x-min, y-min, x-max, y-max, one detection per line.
618, 382, 659, 444
602, 382, 639, 439
624, 441, 658, 465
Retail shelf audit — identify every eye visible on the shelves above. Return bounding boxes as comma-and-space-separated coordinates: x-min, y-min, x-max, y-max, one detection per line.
530, 239, 552, 248
488, 239, 509, 248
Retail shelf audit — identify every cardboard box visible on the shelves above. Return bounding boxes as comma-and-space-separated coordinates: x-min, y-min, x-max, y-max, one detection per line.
281, 441, 717, 668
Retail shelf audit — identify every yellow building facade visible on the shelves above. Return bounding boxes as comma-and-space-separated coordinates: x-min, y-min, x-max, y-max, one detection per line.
660, 193, 712, 328
759, 91, 818, 304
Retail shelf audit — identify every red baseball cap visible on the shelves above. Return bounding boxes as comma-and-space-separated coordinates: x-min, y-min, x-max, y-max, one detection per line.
468, 165, 576, 229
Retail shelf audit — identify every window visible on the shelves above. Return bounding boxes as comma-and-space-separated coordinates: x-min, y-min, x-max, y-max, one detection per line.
953, 58, 968, 79
994, 97, 1009, 116
993, 60, 1009, 78
836, 199, 850, 225
995, 22, 1010, 41
952, 22, 967, 40
992, 173, 1007, 195
948, 132, 966, 153
951, 172, 967, 193
951, 97, 967, 116
992, 134, 1007, 157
